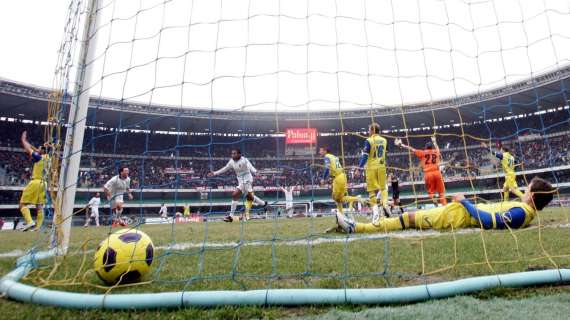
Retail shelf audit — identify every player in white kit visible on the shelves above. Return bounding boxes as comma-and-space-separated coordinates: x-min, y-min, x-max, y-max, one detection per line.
158, 203, 168, 221
84, 192, 101, 227
208, 148, 267, 222
103, 166, 133, 227
280, 186, 294, 218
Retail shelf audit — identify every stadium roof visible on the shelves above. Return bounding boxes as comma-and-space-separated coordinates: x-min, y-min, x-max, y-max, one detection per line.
1, 65, 569, 133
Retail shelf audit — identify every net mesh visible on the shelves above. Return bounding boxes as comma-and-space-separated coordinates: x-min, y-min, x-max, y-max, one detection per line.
10, 0, 570, 298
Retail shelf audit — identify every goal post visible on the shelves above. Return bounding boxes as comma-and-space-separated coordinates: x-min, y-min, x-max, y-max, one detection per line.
55, 0, 100, 254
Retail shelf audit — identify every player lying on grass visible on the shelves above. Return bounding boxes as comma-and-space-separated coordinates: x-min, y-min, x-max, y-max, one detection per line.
208, 148, 267, 222
18, 131, 50, 231
335, 176, 554, 233
481, 142, 524, 201
395, 136, 447, 206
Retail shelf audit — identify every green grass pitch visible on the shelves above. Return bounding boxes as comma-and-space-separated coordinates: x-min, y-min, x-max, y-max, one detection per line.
0, 207, 569, 319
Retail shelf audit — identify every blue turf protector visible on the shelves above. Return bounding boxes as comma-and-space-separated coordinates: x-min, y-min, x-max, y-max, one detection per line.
1, 251, 569, 309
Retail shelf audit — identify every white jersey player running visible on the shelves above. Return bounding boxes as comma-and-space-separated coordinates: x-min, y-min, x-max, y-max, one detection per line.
159, 203, 168, 220
84, 192, 101, 227
103, 166, 133, 227
280, 186, 294, 218
208, 148, 267, 222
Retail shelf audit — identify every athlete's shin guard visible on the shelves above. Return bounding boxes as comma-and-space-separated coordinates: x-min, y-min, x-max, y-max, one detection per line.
371, 205, 380, 224
20, 206, 33, 225
36, 208, 44, 228
253, 195, 265, 206
377, 189, 388, 207
230, 200, 238, 217
244, 199, 253, 220
368, 192, 378, 206
355, 215, 405, 233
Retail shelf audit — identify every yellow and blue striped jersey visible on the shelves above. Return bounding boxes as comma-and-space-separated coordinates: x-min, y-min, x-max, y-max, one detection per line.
499, 152, 516, 176
461, 200, 536, 229
323, 153, 344, 179
493, 151, 516, 176
359, 134, 387, 168
31, 153, 49, 181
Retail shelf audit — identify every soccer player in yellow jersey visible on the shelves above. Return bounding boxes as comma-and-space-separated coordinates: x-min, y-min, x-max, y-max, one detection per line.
319, 147, 359, 214
183, 204, 190, 220
18, 131, 50, 231
336, 176, 554, 234
355, 123, 390, 223
481, 142, 524, 200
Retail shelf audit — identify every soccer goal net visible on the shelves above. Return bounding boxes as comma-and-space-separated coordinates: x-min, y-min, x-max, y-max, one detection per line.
1, 0, 570, 309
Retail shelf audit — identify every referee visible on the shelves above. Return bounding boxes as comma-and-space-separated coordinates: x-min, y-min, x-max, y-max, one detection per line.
390, 174, 404, 215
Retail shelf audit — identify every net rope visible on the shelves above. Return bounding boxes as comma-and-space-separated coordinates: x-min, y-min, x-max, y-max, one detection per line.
9, 0, 570, 298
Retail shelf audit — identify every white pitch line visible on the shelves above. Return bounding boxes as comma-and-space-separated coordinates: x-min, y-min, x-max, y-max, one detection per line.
1, 224, 568, 259
0, 249, 26, 258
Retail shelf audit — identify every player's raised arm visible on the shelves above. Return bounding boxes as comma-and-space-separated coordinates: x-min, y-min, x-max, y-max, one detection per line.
21, 131, 41, 161
431, 136, 440, 154
209, 160, 232, 177
481, 141, 503, 159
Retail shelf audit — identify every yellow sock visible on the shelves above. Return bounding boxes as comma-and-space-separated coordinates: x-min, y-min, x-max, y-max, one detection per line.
342, 196, 360, 209
245, 199, 252, 220
368, 192, 377, 207
36, 209, 44, 228
380, 189, 388, 207
20, 206, 33, 225
503, 191, 510, 201
355, 216, 404, 233
512, 188, 524, 199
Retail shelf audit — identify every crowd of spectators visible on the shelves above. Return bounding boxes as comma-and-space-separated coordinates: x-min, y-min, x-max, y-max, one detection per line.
1, 122, 568, 190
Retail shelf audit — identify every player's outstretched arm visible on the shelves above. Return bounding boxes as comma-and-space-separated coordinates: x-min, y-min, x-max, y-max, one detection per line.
395, 138, 415, 152
208, 160, 231, 177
